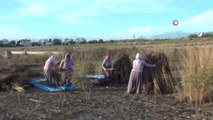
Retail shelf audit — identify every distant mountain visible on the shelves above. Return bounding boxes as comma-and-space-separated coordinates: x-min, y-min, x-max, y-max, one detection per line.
206, 31, 213, 35
151, 31, 190, 39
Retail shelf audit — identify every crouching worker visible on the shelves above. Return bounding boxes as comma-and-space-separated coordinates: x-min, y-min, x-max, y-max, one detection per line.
102, 53, 113, 81
59, 53, 74, 86
127, 53, 156, 94
43, 55, 55, 85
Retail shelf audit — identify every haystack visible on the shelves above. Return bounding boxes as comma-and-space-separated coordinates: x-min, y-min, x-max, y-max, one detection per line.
142, 51, 176, 95
112, 53, 132, 84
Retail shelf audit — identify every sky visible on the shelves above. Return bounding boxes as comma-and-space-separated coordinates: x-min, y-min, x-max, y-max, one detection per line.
0, 0, 213, 40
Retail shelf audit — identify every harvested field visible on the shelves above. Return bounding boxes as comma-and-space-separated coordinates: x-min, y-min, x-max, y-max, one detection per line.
0, 86, 212, 120
0, 62, 212, 120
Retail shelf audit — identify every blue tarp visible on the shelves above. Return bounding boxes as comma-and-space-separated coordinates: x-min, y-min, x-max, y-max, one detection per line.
30, 77, 78, 92
30, 74, 105, 92
85, 74, 105, 80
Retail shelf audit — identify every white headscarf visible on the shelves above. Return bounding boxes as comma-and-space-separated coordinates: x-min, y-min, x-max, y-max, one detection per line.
135, 53, 141, 64
48, 55, 55, 62
135, 53, 140, 59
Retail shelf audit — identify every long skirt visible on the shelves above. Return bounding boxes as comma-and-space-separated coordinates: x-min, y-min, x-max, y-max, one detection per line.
126, 71, 142, 94
61, 71, 72, 85
44, 69, 53, 85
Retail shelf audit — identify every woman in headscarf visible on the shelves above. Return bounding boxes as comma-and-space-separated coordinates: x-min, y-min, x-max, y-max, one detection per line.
59, 53, 74, 85
127, 53, 156, 94
43, 55, 55, 85
102, 53, 112, 80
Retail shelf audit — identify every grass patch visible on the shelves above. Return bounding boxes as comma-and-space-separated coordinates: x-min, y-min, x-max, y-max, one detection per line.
72, 62, 97, 98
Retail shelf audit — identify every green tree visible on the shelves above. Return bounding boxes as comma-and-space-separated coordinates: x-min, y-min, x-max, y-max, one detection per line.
9, 40, 16, 46
188, 34, 198, 39
53, 38, 62, 45
99, 39, 104, 43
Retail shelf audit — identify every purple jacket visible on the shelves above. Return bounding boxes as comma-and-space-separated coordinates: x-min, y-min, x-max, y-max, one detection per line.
59, 54, 74, 71
102, 58, 112, 69
132, 59, 155, 72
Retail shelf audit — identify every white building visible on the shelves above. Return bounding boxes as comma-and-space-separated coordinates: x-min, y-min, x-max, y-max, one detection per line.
39, 39, 53, 46
17, 39, 32, 46
198, 32, 204, 37
75, 38, 86, 44
0, 39, 9, 46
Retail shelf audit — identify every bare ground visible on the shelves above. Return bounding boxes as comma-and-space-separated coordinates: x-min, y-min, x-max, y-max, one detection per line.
0, 85, 212, 120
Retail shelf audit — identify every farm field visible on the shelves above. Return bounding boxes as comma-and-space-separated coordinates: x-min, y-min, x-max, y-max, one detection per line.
0, 86, 212, 120
1, 0, 213, 119
0, 38, 213, 120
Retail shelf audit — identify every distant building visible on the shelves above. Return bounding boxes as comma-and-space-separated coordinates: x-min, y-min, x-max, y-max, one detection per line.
75, 38, 86, 44
0, 39, 9, 46
198, 32, 204, 37
31, 42, 41, 46
63, 38, 75, 45
198, 32, 213, 37
39, 39, 53, 46
17, 39, 32, 46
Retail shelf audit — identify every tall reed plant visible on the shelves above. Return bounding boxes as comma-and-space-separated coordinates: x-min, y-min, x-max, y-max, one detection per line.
181, 47, 213, 104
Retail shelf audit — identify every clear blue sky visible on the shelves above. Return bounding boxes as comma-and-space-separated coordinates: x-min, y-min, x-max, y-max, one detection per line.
0, 0, 212, 40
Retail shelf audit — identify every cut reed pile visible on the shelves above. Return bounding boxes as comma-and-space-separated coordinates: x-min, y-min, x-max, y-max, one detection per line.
111, 51, 176, 95
0, 64, 43, 91
112, 53, 132, 84
142, 51, 176, 95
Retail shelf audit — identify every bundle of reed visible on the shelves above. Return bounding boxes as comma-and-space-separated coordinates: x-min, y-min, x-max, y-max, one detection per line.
112, 53, 132, 84
142, 51, 176, 95
0, 64, 42, 91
